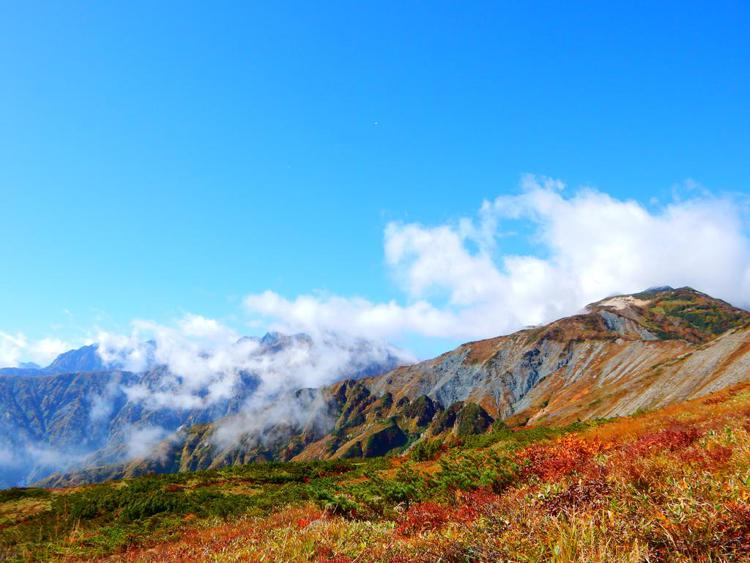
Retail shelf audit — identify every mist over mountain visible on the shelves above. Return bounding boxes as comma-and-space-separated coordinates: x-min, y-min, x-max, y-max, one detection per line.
0, 332, 404, 488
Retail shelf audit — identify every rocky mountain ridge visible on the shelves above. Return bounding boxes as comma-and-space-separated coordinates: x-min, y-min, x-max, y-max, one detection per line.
39, 287, 750, 486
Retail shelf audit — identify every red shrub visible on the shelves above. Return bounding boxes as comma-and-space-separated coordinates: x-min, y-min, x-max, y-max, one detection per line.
544, 475, 610, 515
519, 436, 605, 481
719, 502, 750, 553
396, 489, 504, 537
626, 423, 702, 457
315, 545, 354, 562
679, 444, 733, 468
454, 488, 502, 522
708, 444, 734, 465
396, 502, 453, 537
297, 517, 313, 529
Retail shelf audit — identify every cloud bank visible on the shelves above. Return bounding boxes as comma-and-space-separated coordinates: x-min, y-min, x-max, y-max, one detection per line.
0, 319, 407, 486
0, 333, 70, 368
5, 175, 747, 367
245, 176, 750, 344
96, 317, 406, 412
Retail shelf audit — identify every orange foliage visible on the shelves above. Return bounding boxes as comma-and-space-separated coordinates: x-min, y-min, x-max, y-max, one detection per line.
625, 423, 702, 457
102, 384, 750, 562
396, 488, 503, 537
518, 436, 606, 481
315, 550, 353, 563
679, 444, 733, 468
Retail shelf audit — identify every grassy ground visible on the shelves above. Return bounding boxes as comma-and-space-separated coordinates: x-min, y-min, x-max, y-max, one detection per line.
3, 384, 750, 561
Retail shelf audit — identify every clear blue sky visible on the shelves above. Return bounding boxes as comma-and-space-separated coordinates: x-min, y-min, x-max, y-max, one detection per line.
1, 2, 749, 353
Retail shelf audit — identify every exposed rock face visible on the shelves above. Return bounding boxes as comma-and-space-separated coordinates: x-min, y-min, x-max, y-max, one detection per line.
403, 395, 439, 427
363, 287, 750, 425
38, 287, 750, 487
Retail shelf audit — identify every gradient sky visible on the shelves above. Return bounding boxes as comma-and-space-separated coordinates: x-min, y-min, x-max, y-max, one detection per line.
1, 2, 749, 362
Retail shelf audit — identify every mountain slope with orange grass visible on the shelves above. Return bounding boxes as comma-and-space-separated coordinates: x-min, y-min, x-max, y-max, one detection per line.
105, 382, 750, 561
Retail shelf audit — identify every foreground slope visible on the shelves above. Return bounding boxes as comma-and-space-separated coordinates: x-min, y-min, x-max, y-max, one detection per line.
3, 381, 750, 561
42, 286, 750, 485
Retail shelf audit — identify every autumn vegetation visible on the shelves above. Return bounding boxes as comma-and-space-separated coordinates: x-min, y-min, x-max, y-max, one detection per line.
3, 383, 750, 561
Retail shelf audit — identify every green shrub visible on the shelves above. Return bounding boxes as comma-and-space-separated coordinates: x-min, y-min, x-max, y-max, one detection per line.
411, 438, 443, 461
0, 487, 50, 504
434, 450, 518, 494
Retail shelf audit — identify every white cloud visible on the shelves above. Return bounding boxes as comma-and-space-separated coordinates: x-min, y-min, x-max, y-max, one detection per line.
178, 314, 231, 338
244, 176, 750, 344
0, 446, 20, 468
0, 332, 71, 367
96, 313, 406, 412
244, 291, 457, 340
28, 338, 71, 366
123, 425, 171, 459
0, 332, 27, 367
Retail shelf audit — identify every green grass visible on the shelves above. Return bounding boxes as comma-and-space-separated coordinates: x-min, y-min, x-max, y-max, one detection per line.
0, 459, 384, 561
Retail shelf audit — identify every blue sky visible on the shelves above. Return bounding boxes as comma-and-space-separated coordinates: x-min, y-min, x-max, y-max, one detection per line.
1, 2, 749, 363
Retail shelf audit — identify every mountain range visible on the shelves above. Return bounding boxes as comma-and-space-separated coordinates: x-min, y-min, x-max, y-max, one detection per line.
0, 332, 402, 488
22, 286, 750, 488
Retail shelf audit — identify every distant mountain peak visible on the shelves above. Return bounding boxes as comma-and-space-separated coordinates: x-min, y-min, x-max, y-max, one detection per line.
46, 343, 105, 373
256, 331, 313, 353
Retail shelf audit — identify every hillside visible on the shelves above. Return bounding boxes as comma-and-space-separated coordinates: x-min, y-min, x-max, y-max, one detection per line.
40, 286, 750, 486
2, 380, 750, 560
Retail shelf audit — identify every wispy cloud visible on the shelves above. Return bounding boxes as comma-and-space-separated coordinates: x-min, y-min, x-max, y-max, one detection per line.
96, 316, 407, 412
1, 317, 407, 486
0, 332, 70, 367
244, 175, 750, 343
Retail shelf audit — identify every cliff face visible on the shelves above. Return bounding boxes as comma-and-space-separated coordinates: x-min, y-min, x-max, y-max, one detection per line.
38, 287, 750, 487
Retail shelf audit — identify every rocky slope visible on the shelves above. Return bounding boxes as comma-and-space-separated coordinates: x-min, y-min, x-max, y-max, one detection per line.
39, 287, 750, 486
